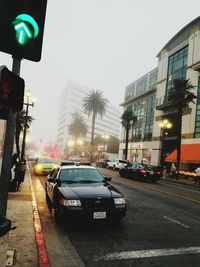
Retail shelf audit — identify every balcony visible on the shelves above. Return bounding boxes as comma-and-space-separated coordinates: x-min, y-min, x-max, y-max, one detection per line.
156, 95, 174, 111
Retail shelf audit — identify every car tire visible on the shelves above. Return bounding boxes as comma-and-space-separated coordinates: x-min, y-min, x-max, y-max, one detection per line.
54, 205, 62, 225
119, 169, 125, 177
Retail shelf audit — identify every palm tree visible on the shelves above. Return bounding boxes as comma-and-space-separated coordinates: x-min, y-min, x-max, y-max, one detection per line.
15, 110, 34, 157
68, 112, 87, 156
83, 89, 108, 147
168, 79, 196, 178
68, 112, 87, 138
121, 110, 137, 160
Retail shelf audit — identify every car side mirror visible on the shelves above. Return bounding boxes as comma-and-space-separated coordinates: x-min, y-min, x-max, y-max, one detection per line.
104, 176, 111, 182
47, 177, 55, 183
56, 179, 61, 187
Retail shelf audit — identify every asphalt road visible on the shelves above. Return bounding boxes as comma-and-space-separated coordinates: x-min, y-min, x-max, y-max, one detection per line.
31, 167, 200, 267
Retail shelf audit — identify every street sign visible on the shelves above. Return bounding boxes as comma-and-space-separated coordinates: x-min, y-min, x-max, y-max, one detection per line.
0, 0, 48, 62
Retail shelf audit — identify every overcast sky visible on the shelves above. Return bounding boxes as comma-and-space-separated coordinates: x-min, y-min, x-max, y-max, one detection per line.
1, 0, 200, 145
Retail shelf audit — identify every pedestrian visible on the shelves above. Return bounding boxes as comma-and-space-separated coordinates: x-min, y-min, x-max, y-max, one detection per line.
170, 163, 176, 178
194, 166, 200, 185
11, 154, 23, 191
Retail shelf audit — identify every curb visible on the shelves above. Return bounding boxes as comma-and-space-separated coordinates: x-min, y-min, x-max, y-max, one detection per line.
27, 168, 51, 267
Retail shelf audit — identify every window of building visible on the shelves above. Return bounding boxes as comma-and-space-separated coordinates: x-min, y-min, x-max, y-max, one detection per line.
144, 95, 155, 141
195, 77, 200, 138
148, 68, 158, 89
166, 46, 188, 97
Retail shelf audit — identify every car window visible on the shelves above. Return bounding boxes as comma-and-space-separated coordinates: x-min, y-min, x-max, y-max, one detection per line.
59, 168, 104, 182
38, 158, 54, 163
49, 168, 59, 178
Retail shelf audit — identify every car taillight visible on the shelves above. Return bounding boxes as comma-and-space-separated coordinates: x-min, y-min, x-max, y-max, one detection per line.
139, 170, 146, 174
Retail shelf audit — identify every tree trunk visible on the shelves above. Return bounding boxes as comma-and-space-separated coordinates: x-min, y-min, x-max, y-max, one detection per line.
15, 127, 21, 156
125, 127, 129, 160
91, 112, 96, 148
176, 107, 182, 179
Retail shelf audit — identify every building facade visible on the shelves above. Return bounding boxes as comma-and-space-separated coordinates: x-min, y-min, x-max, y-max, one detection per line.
57, 80, 121, 154
120, 17, 200, 167
119, 68, 157, 163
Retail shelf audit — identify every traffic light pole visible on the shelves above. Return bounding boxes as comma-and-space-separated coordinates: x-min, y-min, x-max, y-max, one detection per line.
0, 58, 21, 217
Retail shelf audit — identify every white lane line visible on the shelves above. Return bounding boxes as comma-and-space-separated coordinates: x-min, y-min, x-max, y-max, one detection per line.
163, 215, 190, 229
94, 246, 200, 261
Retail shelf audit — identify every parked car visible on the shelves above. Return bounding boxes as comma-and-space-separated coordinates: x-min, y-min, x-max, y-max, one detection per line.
33, 157, 57, 175
96, 159, 110, 168
107, 159, 127, 170
119, 163, 162, 182
45, 165, 126, 224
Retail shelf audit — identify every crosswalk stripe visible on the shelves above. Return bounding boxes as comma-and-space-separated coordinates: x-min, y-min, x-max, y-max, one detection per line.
94, 246, 200, 261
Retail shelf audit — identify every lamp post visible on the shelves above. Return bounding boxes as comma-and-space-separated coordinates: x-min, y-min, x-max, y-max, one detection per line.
159, 119, 172, 166
20, 90, 34, 162
101, 134, 109, 152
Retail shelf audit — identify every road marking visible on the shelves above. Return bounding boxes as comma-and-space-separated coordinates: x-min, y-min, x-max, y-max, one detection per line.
161, 182, 200, 194
94, 246, 200, 261
141, 184, 200, 205
163, 216, 190, 228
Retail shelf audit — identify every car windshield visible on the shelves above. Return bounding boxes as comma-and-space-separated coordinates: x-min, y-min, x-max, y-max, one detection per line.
59, 168, 105, 183
38, 158, 54, 163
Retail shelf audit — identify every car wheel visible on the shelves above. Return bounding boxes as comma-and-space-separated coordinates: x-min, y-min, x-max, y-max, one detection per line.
54, 205, 62, 225
119, 169, 125, 177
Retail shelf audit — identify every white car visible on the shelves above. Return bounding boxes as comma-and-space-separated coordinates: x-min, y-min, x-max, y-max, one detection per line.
107, 159, 127, 170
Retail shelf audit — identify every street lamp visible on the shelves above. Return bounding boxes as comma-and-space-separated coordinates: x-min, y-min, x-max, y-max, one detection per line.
20, 90, 34, 161
159, 119, 172, 166
101, 134, 109, 152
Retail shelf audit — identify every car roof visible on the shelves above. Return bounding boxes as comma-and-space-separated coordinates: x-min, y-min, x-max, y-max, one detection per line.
60, 165, 96, 170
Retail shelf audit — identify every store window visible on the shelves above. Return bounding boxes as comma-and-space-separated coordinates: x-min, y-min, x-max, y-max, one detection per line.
166, 46, 188, 97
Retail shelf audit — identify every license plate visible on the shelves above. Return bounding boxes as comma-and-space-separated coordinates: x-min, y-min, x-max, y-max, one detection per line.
93, 211, 106, 219
150, 171, 154, 175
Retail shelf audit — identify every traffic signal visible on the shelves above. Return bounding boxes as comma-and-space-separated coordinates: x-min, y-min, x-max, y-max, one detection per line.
0, 0, 48, 62
0, 66, 25, 112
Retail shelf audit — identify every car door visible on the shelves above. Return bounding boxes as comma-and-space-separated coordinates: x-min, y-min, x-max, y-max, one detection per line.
47, 170, 59, 202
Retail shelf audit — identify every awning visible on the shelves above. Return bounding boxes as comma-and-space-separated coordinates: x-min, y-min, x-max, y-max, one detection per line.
165, 144, 200, 163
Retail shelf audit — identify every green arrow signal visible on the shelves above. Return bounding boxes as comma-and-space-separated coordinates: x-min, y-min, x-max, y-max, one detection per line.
12, 14, 39, 45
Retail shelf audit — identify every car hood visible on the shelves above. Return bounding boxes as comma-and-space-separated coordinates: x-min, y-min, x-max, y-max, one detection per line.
59, 182, 122, 199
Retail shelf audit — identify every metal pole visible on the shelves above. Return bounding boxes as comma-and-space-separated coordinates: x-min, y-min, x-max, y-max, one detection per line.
20, 102, 29, 161
0, 58, 21, 216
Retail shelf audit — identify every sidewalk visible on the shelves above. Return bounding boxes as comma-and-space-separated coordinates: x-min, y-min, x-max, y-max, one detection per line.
6, 170, 38, 266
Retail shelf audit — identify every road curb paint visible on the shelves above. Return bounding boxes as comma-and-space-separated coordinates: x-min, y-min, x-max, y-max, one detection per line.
28, 168, 51, 267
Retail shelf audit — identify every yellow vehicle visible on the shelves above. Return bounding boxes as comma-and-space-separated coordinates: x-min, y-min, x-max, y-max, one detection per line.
33, 157, 57, 175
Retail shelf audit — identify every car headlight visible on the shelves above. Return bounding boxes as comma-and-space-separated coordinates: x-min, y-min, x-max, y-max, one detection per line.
59, 199, 81, 207
114, 197, 126, 205
35, 164, 42, 171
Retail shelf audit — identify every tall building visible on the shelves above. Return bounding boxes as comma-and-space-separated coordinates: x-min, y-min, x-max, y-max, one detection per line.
153, 16, 200, 166
120, 16, 200, 167
119, 68, 158, 163
57, 80, 121, 153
